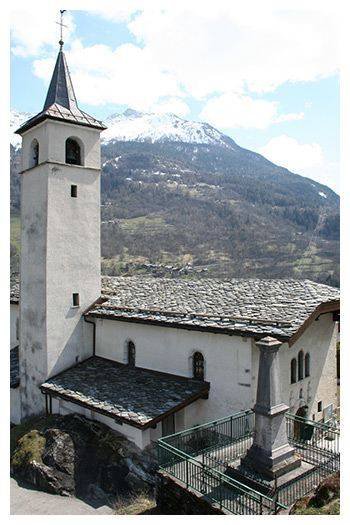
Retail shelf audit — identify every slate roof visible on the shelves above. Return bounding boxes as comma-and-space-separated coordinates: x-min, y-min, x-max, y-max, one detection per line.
86, 276, 340, 340
10, 274, 19, 304
10, 346, 20, 389
16, 50, 106, 135
41, 357, 209, 428
9, 274, 339, 339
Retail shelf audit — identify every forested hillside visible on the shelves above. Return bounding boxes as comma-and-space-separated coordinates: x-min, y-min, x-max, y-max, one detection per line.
10, 109, 340, 286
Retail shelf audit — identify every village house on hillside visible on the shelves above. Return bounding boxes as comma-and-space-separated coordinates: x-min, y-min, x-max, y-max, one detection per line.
10, 41, 340, 451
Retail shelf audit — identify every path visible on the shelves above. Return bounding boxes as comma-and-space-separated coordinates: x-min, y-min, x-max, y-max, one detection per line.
10, 477, 113, 515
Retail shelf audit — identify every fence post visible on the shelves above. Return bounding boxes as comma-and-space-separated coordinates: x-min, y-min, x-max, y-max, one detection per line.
186, 457, 189, 488
273, 476, 278, 514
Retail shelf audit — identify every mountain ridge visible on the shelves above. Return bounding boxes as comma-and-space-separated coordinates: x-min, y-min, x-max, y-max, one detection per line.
10, 108, 339, 285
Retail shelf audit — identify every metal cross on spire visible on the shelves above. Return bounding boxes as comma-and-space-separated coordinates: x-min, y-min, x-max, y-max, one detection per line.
56, 9, 67, 50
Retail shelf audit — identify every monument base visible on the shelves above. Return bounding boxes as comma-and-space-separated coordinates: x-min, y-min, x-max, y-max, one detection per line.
240, 444, 301, 480
226, 458, 314, 495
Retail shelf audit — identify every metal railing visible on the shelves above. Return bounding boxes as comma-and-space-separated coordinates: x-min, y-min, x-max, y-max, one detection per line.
160, 410, 254, 459
157, 410, 340, 514
158, 438, 285, 514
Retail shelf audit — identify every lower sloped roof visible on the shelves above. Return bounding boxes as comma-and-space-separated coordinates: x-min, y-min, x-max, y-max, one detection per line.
41, 357, 209, 429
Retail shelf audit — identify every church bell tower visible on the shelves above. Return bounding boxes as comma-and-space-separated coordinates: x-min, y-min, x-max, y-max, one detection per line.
16, 35, 106, 418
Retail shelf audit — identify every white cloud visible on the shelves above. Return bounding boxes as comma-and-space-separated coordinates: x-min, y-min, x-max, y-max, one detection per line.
199, 93, 304, 130
33, 40, 183, 110
259, 135, 339, 191
119, 0, 337, 97
11, 9, 75, 57
150, 98, 190, 117
12, 1, 338, 111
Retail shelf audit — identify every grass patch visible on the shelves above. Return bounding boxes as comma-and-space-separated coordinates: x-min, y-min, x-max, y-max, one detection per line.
293, 498, 340, 515
114, 491, 158, 515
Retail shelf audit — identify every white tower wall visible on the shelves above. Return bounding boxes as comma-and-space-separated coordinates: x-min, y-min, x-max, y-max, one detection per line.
19, 119, 101, 417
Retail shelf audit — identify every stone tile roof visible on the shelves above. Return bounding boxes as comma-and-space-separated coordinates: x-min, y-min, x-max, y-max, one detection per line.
10, 346, 20, 389
10, 274, 339, 339
87, 276, 339, 340
41, 357, 209, 429
10, 274, 19, 304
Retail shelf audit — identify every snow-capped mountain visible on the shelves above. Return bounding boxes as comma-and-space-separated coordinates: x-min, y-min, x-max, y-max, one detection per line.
10, 110, 33, 149
102, 108, 237, 149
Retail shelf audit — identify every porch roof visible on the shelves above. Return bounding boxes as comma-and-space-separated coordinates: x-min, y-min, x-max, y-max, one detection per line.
41, 356, 209, 429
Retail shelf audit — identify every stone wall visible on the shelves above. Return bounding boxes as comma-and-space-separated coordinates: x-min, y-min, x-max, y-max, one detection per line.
156, 472, 225, 515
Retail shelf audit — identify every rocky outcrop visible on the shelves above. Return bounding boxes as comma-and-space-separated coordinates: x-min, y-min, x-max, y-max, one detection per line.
11, 414, 157, 502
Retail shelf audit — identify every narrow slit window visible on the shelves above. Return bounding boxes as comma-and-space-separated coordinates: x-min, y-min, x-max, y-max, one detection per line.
318, 401, 322, 412
298, 350, 304, 381
291, 358, 297, 384
71, 185, 78, 198
305, 353, 310, 378
193, 351, 205, 380
72, 293, 80, 307
127, 341, 136, 367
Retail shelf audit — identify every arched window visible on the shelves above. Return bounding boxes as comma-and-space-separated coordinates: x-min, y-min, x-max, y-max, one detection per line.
127, 341, 136, 367
65, 138, 81, 165
30, 139, 39, 168
298, 350, 304, 381
193, 352, 204, 380
305, 353, 310, 378
291, 358, 297, 384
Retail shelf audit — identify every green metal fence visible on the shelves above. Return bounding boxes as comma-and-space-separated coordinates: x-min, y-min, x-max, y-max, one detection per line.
158, 438, 285, 514
157, 410, 340, 514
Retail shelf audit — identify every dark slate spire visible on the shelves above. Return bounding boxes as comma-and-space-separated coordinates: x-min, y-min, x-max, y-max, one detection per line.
43, 50, 78, 112
16, 47, 106, 134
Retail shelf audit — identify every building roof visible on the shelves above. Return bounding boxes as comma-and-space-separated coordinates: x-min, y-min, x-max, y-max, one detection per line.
16, 50, 106, 134
10, 274, 19, 304
10, 274, 339, 341
10, 346, 20, 389
86, 276, 339, 342
41, 356, 209, 429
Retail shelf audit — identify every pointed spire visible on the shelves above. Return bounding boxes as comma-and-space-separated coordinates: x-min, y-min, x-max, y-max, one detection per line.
15, 48, 106, 134
43, 50, 78, 111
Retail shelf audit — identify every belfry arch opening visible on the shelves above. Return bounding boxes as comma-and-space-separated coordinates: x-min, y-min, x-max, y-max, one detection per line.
29, 139, 39, 168
65, 137, 83, 165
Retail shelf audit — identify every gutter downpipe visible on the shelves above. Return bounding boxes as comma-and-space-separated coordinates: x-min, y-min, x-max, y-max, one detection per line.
84, 316, 96, 356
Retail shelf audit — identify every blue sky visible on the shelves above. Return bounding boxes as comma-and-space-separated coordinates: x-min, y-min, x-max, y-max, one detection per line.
10, 3, 339, 191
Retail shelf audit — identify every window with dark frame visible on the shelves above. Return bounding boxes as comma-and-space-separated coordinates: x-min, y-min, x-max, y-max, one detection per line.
290, 358, 297, 384
66, 138, 81, 165
71, 184, 78, 198
298, 350, 304, 381
72, 293, 80, 307
305, 352, 310, 377
193, 351, 204, 381
33, 141, 39, 166
127, 340, 136, 367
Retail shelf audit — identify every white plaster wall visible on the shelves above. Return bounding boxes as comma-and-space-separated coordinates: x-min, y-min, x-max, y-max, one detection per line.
94, 319, 253, 427
45, 162, 100, 377
10, 303, 19, 349
251, 314, 337, 422
51, 398, 149, 450
19, 163, 49, 417
10, 388, 21, 424
19, 118, 101, 418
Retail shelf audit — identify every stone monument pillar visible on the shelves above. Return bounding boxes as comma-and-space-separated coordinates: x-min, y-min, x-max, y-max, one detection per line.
241, 336, 301, 480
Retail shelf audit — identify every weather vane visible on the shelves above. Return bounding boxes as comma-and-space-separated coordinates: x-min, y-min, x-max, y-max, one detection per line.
56, 9, 67, 50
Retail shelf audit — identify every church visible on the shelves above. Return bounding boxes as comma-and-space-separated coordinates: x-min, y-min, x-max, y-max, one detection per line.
10, 41, 340, 451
